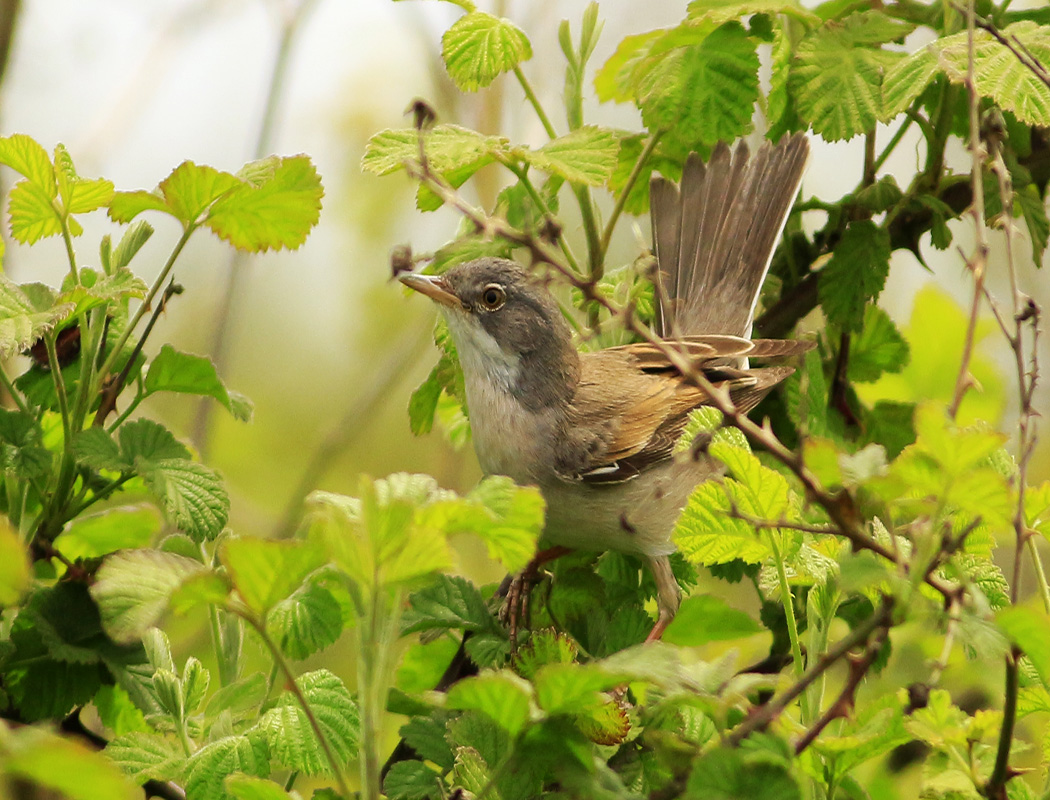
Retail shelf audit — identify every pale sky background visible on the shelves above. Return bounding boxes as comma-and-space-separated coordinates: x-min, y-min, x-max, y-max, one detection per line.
2, 0, 1046, 532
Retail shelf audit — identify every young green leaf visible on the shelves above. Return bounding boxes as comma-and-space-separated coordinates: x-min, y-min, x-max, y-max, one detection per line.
110, 220, 154, 270
398, 713, 456, 771
880, 47, 939, 121
206, 155, 323, 252
224, 775, 296, 800
522, 126, 620, 186
55, 505, 163, 560
266, 581, 344, 660
848, 305, 909, 383
105, 732, 184, 784
7, 180, 63, 243
6, 727, 139, 800
675, 481, 773, 566
220, 537, 326, 617
997, 605, 1050, 686
255, 669, 359, 776
401, 574, 499, 635
441, 11, 533, 91
159, 161, 242, 227
0, 134, 56, 191
145, 344, 253, 422
184, 735, 270, 800
662, 594, 763, 646
362, 124, 507, 189
446, 670, 535, 737
384, 760, 443, 800
140, 459, 229, 542
818, 220, 891, 332
0, 275, 75, 358
91, 549, 209, 643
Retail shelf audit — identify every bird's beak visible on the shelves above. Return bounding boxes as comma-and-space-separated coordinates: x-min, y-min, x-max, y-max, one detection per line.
399, 272, 460, 308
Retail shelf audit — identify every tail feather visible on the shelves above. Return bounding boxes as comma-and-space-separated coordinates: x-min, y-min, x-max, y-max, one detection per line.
651, 133, 809, 338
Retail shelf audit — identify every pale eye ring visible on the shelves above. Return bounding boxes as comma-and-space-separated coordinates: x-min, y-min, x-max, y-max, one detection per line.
480, 284, 506, 311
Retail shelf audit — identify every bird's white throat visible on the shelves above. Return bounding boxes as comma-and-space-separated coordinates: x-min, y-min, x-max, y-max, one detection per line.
443, 310, 522, 392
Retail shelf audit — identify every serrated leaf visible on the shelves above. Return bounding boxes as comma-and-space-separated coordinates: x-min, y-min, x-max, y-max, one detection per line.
399, 714, 455, 770
687, 746, 801, 800
936, 22, 1050, 127
111, 219, 154, 270
384, 760, 443, 800
848, 304, 909, 383
819, 219, 891, 332
792, 15, 905, 141
0, 274, 75, 358
118, 418, 191, 463
105, 732, 184, 784
60, 267, 147, 318
160, 161, 242, 226
463, 477, 544, 572
634, 22, 760, 148
0, 134, 56, 191
67, 176, 115, 214
108, 190, 170, 224
185, 735, 269, 800
8, 179, 62, 243
402, 574, 498, 635
663, 593, 762, 646
675, 481, 773, 566
447, 670, 534, 737
256, 668, 359, 776
363, 124, 506, 178
441, 11, 532, 92
452, 746, 492, 797
140, 459, 229, 542
513, 629, 577, 679
266, 581, 343, 660
523, 126, 619, 186
221, 537, 326, 617
881, 46, 939, 121
146, 344, 253, 421
594, 30, 665, 104
91, 549, 208, 642
206, 155, 323, 252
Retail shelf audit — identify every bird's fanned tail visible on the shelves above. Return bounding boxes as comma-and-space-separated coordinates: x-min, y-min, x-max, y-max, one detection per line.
650, 133, 810, 339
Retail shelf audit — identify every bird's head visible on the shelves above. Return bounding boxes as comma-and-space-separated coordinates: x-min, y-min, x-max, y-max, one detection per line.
400, 257, 579, 409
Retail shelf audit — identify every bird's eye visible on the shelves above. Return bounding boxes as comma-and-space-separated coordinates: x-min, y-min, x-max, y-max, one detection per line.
480, 284, 506, 310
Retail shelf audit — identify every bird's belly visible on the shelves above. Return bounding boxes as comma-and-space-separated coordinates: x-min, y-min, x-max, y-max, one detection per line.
540, 458, 717, 558
465, 377, 558, 485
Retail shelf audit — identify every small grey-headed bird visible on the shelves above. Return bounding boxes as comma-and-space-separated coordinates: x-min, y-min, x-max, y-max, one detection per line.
401, 134, 811, 640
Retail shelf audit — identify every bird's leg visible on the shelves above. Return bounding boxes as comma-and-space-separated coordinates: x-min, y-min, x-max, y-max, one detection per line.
645, 554, 682, 643
502, 545, 573, 651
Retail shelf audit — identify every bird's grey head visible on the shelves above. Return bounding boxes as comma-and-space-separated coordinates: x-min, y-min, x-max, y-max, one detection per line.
400, 257, 579, 409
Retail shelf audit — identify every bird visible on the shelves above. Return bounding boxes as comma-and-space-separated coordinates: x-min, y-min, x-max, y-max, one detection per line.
400, 133, 812, 642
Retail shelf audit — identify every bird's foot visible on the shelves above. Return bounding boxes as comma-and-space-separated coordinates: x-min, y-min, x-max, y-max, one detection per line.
499, 546, 573, 653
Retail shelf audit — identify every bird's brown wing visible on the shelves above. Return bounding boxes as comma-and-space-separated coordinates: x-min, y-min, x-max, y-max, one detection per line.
558, 346, 802, 484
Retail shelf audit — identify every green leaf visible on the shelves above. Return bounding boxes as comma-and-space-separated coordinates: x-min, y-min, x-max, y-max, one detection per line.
463, 476, 544, 572
118, 418, 191, 463
513, 629, 578, 679
881, 46, 939, 121
185, 735, 269, 800
206, 155, 323, 252
55, 504, 163, 561
791, 14, 907, 141
0, 518, 29, 605
362, 124, 507, 177
446, 670, 535, 736
0, 134, 56, 191
66, 176, 115, 214
523, 126, 619, 186
6, 727, 138, 800
8, 179, 62, 243
266, 581, 343, 660
818, 220, 891, 332
111, 220, 154, 270
687, 0, 818, 25
159, 161, 242, 226
675, 481, 773, 566
145, 344, 253, 421
402, 574, 499, 635
0, 408, 51, 479
663, 594, 762, 646
255, 668, 359, 776
998, 605, 1050, 686
0, 275, 75, 358
398, 714, 455, 771
384, 760, 443, 800
105, 732, 184, 784
848, 305, 909, 383
221, 537, 326, 617
91, 549, 208, 643
634, 22, 760, 148
60, 268, 148, 318
224, 775, 295, 800
140, 459, 230, 542
687, 745, 801, 800
594, 30, 665, 104
784, 348, 834, 438
108, 190, 170, 224
935, 22, 1050, 127
441, 11, 532, 91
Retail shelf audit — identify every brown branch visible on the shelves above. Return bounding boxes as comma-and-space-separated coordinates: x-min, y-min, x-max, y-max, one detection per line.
726, 597, 894, 748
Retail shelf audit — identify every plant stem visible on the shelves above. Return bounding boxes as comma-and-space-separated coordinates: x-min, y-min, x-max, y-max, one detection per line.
598, 130, 664, 264
249, 614, 352, 798
98, 225, 195, 386
512, 64, 556, 139
1026, 537, 1050, 614
357, 585, 403, 800
0, 363, 29, 416
769, 532, 812, 724
504, 162, 582, 274
44, 335, 71, 442
871, 114, 915, 175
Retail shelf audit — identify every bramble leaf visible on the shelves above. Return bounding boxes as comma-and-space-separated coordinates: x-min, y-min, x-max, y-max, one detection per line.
441, 11, 532, 92
220, 537, 326, 617
663, 594, 763, 646
523, 126, 620, 186
184, 735, 269, 800
0, 134, 56, 191
818, 220, 891, 332
447, 670, 534, 737
402, 574, 499, 635
8, 180, 62, 243
139, 459, 229, 542
145, 344, 253, 422
362, 124, 507, 177
384, 760, 443, 800
267, 581, 344, 660
0, 276, 75, 358
105, 731, 184, 784
159, 161, 241, 227
848, 305, 909, 383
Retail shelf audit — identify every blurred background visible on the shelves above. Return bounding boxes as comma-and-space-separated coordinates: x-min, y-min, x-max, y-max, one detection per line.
2, 2, 1049, 791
